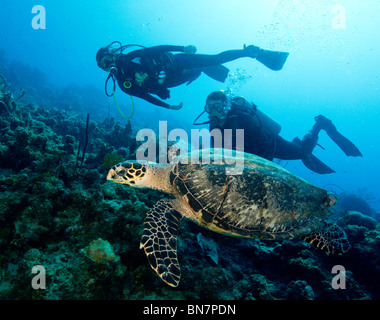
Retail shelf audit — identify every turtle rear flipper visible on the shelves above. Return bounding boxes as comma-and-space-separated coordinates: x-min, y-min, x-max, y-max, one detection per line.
302, 221, 351, 254
140, 199, 183, 287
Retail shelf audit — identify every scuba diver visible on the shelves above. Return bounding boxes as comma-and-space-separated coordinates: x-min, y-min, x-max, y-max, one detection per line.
96, 42, 289, 110
194, 90, 362, 174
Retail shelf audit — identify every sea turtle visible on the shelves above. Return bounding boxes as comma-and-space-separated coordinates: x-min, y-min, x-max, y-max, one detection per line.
106, 148, 350, 287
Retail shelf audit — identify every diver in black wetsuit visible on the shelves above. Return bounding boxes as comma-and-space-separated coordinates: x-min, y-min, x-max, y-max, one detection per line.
96, 42, 289, 110
195, 90, 362, 174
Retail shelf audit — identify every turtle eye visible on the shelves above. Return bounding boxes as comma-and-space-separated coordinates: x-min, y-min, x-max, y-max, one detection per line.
115, 167, 126, 176
100, 55, 114, 70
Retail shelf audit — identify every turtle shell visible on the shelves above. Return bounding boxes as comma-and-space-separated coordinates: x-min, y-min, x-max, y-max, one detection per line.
169, 149, 332, 240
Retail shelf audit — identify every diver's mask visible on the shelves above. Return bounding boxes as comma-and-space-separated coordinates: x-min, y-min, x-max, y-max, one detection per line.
205, 101, 225, 114
98, 41, 147, 72
97, 41, 123, 72
99, 54, 117, 73
193, 100, 229, 126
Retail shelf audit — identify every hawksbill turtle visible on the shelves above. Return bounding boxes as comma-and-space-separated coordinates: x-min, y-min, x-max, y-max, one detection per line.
106, 148, 350, 287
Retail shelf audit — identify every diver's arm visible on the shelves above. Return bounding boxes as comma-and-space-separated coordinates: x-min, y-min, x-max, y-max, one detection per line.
117, 75, 170, 108
129, 90, 172, 108
139, 93, 172, 108
130, 91, 183, 109
134, 92, 182, 109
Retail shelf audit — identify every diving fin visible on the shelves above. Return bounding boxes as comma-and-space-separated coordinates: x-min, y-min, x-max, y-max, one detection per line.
293, 137, 335, 174
302, 153, 336, 174
325, 128, 363, 157
201, 65, 230, 83
256, 48, 289, 71
314, 115, 362, 157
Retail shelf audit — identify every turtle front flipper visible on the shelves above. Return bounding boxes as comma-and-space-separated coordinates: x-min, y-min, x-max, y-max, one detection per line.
302, 221, 351, 255
140, 199, 183, 287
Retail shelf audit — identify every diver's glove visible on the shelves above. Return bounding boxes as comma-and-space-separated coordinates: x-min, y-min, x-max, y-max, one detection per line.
168, 102, 183, 110
184, 45, 197, 54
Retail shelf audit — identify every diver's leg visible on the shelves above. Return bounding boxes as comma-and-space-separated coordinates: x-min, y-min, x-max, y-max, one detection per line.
174, 48, 257, 68
299, 128, 319, 154
173, 44, 288, 71
273, 136, 305, 160
290, 118, 338, 174
297, 116, 329, 154
280, 134, 335, 174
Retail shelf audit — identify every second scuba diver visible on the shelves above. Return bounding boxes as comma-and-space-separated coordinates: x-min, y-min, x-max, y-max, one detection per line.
96, 42, 289, 110
194, 90, 362, 174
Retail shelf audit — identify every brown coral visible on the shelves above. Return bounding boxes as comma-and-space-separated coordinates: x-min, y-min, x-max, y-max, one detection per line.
82, 238, 119, 263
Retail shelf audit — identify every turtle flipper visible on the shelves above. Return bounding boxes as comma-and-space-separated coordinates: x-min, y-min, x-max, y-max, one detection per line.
140, 199, 183, 287
302, 221, 351, 255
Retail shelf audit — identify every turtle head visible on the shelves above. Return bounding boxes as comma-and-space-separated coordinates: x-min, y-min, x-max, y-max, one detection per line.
107, 161, 148, 187
324, 194, 337, 208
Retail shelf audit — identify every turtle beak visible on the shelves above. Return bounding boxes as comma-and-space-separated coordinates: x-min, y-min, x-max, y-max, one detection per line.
324, 195, 337, 207
107, 166, 126, 184
107, 165, 131, 185
107, 168, 116, 181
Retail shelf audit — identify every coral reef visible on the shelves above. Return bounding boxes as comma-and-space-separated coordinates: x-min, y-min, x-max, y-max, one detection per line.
82, 238, 119, 263
0, 70, 379, 300
197, 233, 218, 265
337, 193, 374, 217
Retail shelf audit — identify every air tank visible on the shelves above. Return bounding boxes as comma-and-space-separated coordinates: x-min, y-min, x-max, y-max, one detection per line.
232, 96, 281, 136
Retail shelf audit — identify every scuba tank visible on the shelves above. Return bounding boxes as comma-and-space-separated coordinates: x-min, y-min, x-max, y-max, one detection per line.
231, 97, 281, 136
255, 108, 281, 136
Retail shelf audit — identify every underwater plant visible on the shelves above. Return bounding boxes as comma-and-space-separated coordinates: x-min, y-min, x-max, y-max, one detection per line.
75, 113, 90, 168
103, 152, 123, 169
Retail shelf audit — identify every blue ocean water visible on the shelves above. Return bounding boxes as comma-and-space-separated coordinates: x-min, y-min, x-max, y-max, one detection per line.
1, 0, 379, 211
